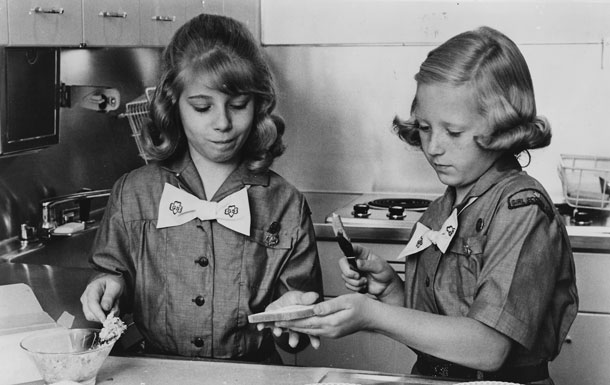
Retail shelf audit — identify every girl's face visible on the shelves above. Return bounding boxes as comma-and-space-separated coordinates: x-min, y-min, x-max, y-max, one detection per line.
178, 72, 255, 164
413, 83, 501, 201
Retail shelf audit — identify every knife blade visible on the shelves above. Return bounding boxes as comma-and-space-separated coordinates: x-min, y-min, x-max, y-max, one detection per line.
331, 213, 360, 272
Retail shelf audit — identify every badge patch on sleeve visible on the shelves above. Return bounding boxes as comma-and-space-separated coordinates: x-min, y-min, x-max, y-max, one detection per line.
507, 189, 553, 217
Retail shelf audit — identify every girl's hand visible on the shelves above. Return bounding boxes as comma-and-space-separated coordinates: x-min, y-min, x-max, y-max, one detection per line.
276, 293, 374, 339
340, 244, 404, 303
255, 291, 321, 349
80, 273, 125, 323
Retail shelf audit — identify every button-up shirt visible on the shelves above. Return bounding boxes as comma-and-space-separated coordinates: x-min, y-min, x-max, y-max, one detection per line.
404, 155, 578, 368
90, 151, 323, 359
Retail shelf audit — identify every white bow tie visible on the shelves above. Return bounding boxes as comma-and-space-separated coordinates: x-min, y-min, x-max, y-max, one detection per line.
398, 208, 458, 259
157, 183, 251, 236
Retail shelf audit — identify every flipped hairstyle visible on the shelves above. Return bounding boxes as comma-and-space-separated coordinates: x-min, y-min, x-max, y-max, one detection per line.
393, 26, 551, 156
141, 14, 285, 173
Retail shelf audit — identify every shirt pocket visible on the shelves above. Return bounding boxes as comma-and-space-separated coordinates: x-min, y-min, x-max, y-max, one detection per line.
243, 227, 294, 293
444, 235, 486, 299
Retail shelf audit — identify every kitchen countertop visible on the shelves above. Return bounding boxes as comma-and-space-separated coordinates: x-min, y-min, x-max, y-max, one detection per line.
16, 355, 459, 385
303, 191, 610, 251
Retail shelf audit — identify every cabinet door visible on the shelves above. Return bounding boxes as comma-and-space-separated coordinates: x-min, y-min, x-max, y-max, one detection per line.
549, 313, 610, 385
573, 252, 610, 313
8, 0, 82, 46
185, 0, 223, 18
297, 330, 417, 374
0, 0, 7, 45
140, 0, 186, 47
83, 0, 139, 46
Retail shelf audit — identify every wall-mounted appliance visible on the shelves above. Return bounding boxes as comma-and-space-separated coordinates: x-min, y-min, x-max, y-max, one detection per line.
0, 47, 60, 155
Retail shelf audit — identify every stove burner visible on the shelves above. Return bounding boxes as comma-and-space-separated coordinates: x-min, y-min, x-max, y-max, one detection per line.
368, 198, 431, 211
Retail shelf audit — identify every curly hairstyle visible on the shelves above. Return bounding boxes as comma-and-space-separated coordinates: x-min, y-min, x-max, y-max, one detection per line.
393, 26, 551, 157
140, 14, 285, 173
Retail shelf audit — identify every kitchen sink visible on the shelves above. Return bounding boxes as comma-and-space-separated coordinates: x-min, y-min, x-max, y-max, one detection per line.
1, 227, 98, 269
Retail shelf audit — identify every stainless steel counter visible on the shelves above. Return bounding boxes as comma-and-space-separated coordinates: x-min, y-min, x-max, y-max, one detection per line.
0, 263, 98, 329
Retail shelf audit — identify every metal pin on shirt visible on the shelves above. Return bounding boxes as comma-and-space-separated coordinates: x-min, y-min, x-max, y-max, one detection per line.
264, 221, 280, 247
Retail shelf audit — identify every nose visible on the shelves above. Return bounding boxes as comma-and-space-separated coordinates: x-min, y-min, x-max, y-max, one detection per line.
213, 106, 232, 131
424, 130, 444, 156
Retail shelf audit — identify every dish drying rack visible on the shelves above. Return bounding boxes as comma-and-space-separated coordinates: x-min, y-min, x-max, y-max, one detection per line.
120, 87, 156, 164
558, 154, 610, 211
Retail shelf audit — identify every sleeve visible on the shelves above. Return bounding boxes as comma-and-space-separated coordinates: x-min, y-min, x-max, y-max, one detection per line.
89, 174, 136, 311
275, 196, 324, 300
467, 189, 570, 350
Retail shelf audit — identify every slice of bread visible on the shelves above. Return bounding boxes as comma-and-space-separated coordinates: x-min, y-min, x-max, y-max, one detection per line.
247, 304, 315, 323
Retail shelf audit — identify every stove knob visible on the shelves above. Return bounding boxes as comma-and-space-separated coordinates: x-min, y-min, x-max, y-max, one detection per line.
387, 205, 405, 220
572, 210, 592, 226
352, 203, 370, 218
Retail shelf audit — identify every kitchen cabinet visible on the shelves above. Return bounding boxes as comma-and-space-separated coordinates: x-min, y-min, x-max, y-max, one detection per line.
0, 0, 7, 45
139, 0, 187, 47
186, 0, 223, 17
5, 0, 259, 47
83, 0, 139, 46
8, 0, 83, 46
549, 251, 610, 385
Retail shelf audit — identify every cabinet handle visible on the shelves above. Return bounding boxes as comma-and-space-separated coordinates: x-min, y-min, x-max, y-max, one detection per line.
29, 7, 65, 15
99, 11, 127, 18
151, 15, 176, 22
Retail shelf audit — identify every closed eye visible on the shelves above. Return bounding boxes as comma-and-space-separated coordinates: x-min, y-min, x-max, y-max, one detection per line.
193, 105, 211, 113
229, 96, 252, 110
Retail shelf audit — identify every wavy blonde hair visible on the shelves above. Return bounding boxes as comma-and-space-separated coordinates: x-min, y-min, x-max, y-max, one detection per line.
141, 14, 285, 173
393, 26, 551, 157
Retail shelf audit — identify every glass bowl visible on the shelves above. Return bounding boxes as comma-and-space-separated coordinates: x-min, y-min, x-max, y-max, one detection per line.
20, 328, 115, 385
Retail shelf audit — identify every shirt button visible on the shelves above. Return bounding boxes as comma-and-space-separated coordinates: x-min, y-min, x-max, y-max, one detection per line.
195, 256, 209, 267
425, 276, 431, 287
192, 337, 204, 348
192, 295, 205, 306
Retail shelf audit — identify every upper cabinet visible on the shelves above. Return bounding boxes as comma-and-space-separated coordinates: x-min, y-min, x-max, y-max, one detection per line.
0, 0, 7, 45
83, 0, 139, 46
8, 0, 82, 46
139, 0, 187, 47
4, 0, 260, 47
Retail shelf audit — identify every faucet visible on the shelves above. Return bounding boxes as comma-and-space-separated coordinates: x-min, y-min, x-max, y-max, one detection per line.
40, 188, 111, 238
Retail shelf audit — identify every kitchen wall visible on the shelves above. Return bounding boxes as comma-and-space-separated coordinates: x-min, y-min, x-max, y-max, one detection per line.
264, 1, 610, 202
0, 48, 162, 241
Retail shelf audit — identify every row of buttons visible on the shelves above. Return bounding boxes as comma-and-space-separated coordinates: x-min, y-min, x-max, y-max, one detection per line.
192, 222, 210, 348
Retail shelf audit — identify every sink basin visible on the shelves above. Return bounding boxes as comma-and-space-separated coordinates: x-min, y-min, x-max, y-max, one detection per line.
2, 228, 98, 269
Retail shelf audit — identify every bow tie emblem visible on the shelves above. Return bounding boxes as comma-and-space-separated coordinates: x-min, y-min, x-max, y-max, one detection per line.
225, 205, 238, 217
398, 208, 458, 259
169, 201, 183, 215
157, 183, 251, 235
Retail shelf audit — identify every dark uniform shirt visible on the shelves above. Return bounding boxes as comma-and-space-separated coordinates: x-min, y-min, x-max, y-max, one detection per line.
404, 155, 578, 368
90, 151, 323, 359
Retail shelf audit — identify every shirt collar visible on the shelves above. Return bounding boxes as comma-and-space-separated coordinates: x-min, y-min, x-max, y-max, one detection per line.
160, 150, 271, 200
431, 154, 522, 224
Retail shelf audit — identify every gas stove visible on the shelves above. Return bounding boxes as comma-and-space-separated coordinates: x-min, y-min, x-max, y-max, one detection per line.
325, 193, 436, 229
325, 194, 610, 240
